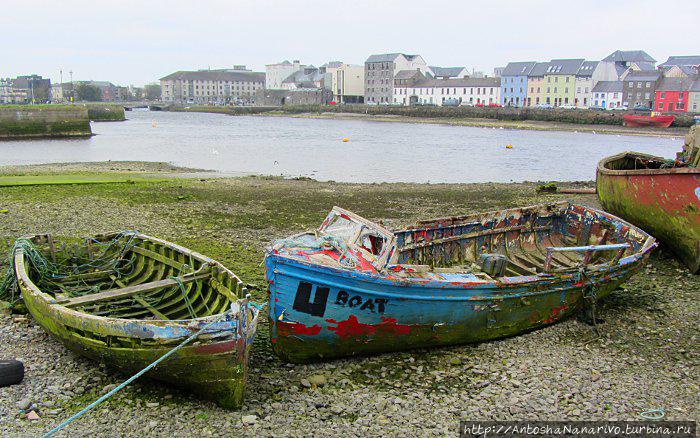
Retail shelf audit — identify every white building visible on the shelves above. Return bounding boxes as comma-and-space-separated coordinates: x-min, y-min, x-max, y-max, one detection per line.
393, 72, 501, 106
574, 61, 597, 108
160, 68, 265, 104
591, 81, 623, 109
265, 60, 306, 89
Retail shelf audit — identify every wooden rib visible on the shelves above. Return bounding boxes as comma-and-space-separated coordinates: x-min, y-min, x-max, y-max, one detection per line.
399, 225, 552, 252
58, 273, 211, 307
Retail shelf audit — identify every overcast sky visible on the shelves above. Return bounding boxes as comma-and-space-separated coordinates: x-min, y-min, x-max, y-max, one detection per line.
2, 0, 698, 86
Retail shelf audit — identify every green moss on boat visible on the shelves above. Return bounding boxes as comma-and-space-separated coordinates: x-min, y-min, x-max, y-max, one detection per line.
12, 232, 260, 408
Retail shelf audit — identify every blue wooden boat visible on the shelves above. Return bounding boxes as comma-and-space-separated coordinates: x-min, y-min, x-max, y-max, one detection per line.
264, 202, 655, 363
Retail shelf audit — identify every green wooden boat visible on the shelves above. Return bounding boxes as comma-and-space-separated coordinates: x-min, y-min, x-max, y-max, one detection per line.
11, 231, 260, 409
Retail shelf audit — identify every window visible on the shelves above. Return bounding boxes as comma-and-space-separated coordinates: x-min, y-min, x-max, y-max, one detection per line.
646, 82, 651, 88
658, 103, 664, 110
566, 77, 569, 83
661, 92, 665, 99
637, 82, 642, 88
628, 81, 633, 87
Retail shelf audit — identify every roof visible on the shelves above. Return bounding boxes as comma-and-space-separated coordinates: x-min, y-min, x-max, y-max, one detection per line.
365, 53, 419, 63
407, 77, 501, 88
602, 50, 655, 63
394, 70, 425, 80
282, 68, 325, 85
429, 66, 466, 78
633, 61, 656, 71
501, 61, 537, 77
544, 59, 585, 75
689, 79, 700, 92
592, 81, 623, 93
321, 61, 343, 69
576, 61, 598, 77
657, 77, 693, 92
624, 70, 661, 81
160, 70, 265, 82
528, 62, 550, 77
659, 56, 700, 67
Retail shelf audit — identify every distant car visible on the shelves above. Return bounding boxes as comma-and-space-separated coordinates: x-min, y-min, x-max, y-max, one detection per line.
475, 103, 486, 108
633, 104, 651, 111
534, 103, 552, 109
588, 106, 606, 111
463, 102, 475, 107
488, 103, 502, 107
443, 98, 461, 107
366, 102, 378, 106
559, 104, 577, 110
609, 105, 628, 111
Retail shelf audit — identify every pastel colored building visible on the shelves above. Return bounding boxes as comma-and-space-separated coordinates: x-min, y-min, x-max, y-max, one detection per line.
688, 78, 700, 113
591, 81, 623, 109
393, 73, 500, 106
574, 61, 597, 108
542, 59, 584, 107
526, 62, 550, 106
500, 61, 536, 107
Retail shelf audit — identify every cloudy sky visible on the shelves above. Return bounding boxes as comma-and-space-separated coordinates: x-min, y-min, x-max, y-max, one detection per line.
2, 0, 698, 86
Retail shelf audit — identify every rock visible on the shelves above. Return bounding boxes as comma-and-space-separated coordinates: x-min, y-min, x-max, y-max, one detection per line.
241, 414, 258, 425
308, 374, 327, 387
300, 379, 311, 388
331, 405, 344, 414
102, 384, 117, 393
146, 402, 160, 408
17, 399, 32, 411
26, 410, 41, 420
450, 357, 462, 366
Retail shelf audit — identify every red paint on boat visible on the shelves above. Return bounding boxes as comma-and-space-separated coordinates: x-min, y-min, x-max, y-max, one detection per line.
623, 114, 675, 128
545, 304, 569, 323
277, 320, 322, 336
325, 315, 412, 339
193, 339, 237, 354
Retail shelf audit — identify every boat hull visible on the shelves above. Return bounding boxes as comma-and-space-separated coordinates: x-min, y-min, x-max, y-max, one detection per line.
597, 153, 700, 274
623, 115, 675, 128
266, 255, 642, 363
14, 234, 260, 408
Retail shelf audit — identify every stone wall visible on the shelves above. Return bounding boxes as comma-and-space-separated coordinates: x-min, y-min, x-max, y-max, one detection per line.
81, 103, 126, 121
0, 105, 92, 139
253, 89, 333, 107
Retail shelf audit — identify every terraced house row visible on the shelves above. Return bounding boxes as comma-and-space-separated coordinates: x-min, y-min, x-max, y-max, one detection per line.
501, 50, 700, 112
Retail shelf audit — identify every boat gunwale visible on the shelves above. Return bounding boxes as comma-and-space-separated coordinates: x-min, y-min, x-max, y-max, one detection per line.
267, 203, 656, 289
597, 151, 700, 177
14, 232, 259, 339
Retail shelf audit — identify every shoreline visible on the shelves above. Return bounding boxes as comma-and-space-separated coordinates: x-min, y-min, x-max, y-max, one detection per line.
249, 111, 687, 138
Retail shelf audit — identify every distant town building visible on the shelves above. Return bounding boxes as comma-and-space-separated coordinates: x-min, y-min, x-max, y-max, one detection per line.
574, 61, 597, 108
254, 88, 333, 106
492, 67, 505, 78
658, 56, 700, 77
428, 66, 469, 79
688, 78, 700, 113
621, 70, 660, 110
160, 68, 265, 104
320, 62, 364, 103
0, 78, 27, 104
393, 73, 501, 106
50, 82, 75, 102
655, 77, 693, 113
592, 50, 656, 83
500, 61, 536, 107
280, 66, 325, 90
364, 53, 428, 104
11, 75, 51, 103
591, 81, 623, 109
266, 60, 306, 89
526, 62, 549, 106
542, 59, 584, 107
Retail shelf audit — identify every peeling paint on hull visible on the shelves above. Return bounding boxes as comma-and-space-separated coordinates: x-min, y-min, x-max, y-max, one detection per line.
597, 152, 700, 274
265, 203, 654, 363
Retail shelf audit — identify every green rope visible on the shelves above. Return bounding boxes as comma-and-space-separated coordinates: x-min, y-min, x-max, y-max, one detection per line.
170, 276, 197, 319
0, 231, 140, 304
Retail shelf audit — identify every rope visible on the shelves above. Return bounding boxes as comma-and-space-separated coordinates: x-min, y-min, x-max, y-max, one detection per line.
0, 231, 140, 304
42, 314, 227, 438
639, 408, 665, 420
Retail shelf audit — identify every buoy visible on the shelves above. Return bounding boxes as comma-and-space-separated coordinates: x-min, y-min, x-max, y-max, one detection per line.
151, 121, 157, 128
506, 144, 513, 149
342, 138, 349, 142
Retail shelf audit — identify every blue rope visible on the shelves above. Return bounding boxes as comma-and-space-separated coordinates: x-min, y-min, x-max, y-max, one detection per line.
41, 316, 223, 438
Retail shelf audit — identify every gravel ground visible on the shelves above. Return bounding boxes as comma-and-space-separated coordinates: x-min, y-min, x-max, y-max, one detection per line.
0, 167, 697, 437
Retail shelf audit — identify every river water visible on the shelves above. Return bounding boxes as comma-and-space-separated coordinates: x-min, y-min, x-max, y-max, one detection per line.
0, 110, 680, 183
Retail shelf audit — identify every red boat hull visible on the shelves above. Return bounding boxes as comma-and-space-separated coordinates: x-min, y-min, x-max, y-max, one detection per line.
623, 114, 675, 128
597, 152, 699, 273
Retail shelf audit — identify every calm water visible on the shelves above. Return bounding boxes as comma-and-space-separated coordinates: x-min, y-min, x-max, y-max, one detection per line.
0, 110, 680, 183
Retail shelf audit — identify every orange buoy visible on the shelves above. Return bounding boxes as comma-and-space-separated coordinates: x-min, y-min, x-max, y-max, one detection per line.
342, 138, 349, 142
506, 144, 513, 149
